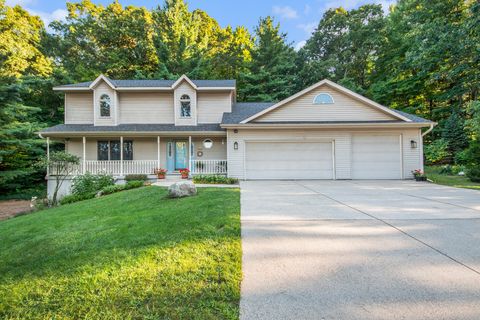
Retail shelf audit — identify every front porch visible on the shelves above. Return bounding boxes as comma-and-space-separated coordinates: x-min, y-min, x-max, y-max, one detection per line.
45, 134, 228, 177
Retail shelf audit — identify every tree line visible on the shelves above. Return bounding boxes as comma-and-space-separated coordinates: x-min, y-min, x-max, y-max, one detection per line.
1, 0, 479, 195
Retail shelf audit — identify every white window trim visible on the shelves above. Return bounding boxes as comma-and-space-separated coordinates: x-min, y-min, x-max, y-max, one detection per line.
313, 93, 335, 104
180, 94, 192, 118
99, 94, 112, 118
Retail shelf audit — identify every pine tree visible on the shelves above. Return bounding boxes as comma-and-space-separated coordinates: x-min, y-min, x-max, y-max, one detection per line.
239, 16, 297, 102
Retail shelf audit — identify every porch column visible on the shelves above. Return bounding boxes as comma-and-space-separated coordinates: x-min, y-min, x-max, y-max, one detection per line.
82, 136, 86, 174
120, 136, 124, 176
157, 136, 161, 168
46, 137, 50, 176
188, 136, 192, 174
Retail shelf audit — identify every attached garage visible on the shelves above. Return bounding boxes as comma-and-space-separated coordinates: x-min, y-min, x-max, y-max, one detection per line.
352, 134, 402, 179
245, 141, 333, 180
222, 79, 433, 180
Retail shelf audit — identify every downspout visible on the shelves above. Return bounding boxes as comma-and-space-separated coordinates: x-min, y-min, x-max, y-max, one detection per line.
422, 123, 435, 137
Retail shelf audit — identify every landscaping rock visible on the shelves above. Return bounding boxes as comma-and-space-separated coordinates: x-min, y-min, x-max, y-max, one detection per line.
168, 181, 197, 198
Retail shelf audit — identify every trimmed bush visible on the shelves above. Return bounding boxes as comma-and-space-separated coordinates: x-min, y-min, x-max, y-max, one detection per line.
125, 180, 144, 189
125, 174, 148, 181
71, 172, 114, 195
101, 184, 125, 195
467, 167, 480, 182
60, 192, 96, 205
192, 175, 238, 184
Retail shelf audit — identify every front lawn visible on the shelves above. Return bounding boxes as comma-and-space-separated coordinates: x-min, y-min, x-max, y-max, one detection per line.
425, 166, 480, 190
0, 186, 241, 319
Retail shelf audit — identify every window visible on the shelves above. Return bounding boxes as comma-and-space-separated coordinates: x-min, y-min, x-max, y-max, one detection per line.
97, 140, 133, 160
180, 94, 191, 117
313, 93, 334, 104
100, 94, 111, 117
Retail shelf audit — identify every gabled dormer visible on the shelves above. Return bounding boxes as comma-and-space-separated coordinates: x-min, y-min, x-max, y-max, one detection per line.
90, 75, 118, 126
173, 75, 197, 126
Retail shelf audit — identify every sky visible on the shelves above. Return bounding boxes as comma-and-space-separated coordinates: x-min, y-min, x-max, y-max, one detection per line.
5, 0, 396, 50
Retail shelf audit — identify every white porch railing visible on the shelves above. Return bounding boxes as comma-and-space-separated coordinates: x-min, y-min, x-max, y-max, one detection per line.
85, 160, 158, 175
190, 159, 227, 175
49, 160, 158, 176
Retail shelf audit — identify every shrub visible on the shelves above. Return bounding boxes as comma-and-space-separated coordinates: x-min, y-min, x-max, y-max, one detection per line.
467, 167, 480, 182
439, 165, 453, 175
125, 174, 148, 181
71, 172, 114, 196
192, 175, 238, 184
60, 192, 96, 205
125, 180, 144, 189
424, 139, 449, 165
101, 184, 125, 195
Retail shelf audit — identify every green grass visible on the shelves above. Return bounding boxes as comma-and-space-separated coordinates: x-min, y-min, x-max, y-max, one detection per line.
0, 186, 241, 319
425, 166, 480, 190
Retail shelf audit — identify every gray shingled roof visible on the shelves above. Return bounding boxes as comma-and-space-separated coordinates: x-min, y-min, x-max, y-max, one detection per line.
221, 102, 432, 124
55, 79, 236, 89
40, 123, 224, 133
222, 102, 276, 124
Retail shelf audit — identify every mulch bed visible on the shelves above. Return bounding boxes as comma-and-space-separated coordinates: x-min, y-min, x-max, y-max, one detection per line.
0, 200, 32, 221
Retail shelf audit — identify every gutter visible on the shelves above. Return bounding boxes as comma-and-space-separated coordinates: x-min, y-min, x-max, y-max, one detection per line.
422, 123, 435, 137
221, 122, 433, 129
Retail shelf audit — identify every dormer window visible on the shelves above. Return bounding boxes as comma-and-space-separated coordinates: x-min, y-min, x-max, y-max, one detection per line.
313, 93, 334, 104
100, 94, 111, 117
180, 94, 191, 118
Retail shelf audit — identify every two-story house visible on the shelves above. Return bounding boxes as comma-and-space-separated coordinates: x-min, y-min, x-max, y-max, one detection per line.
40, 74, 434, 197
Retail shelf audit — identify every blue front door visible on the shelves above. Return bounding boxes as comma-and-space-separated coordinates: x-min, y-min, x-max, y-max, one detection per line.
175, 141, 187, 170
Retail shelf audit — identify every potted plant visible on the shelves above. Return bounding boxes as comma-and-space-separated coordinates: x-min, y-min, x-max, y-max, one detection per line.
154, 168, 167, 179
179, 168, 190, 179
412, 169, 427, 181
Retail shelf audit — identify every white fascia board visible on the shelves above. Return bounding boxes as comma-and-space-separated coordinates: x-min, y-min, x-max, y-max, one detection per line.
89, 74, 116, 90
171, 74, 197, 89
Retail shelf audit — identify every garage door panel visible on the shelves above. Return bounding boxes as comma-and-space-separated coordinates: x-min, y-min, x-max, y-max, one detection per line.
352, 135, 401, 179
246, 142, 333, 180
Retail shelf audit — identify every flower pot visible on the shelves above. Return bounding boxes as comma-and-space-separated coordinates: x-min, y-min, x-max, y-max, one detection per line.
157, 174, 165, 179
415, 176, 427, 181
181, 174, 188, 179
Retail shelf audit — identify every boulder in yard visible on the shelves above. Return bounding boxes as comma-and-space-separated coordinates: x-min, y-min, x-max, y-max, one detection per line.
168, 181, 197, 198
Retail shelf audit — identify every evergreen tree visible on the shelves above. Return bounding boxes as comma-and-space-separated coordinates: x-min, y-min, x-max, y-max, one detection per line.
239, 16, 297, 102
442, 110, 469, 161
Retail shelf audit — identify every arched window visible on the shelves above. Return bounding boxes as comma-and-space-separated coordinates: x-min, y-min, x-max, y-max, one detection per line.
100, 94, 111, 117
313, 93, 334, 104
180, 94, 191, 117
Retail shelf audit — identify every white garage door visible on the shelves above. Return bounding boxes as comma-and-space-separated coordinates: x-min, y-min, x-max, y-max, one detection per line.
245, 141, 333, 179
352, 134, 401, 179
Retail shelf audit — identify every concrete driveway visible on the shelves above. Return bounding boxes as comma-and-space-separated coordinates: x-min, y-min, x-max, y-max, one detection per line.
240, 180, 480, 320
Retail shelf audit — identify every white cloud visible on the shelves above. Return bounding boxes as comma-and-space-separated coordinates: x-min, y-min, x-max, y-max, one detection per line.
297, 22, 316, 35
5, 0, 35, 6
322, 0, 396, 14
27, 8, 68, 30
272, 5, 299, 19
304, 4, 311, 15
294, 40, 306, 51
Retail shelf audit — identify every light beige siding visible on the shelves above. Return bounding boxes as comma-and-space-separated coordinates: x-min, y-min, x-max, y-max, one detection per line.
256, 84, 396, 122
191, 137, 227, 160
227, 128, 423, 180
402, 129, 423, 178
65, 93, 94, 124
197, 92, 232, 123
119, 92, 174, 124
174, 81, 197, 126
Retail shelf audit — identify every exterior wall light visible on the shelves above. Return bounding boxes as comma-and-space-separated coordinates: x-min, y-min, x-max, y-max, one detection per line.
234, 129, 238, 133
410, 140, 417, 149
233, 141, 238, 150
